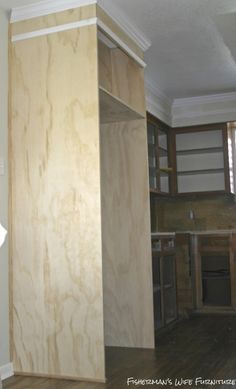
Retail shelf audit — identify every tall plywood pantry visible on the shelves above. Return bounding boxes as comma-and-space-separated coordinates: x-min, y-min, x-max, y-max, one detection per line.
9, 2, 154, 383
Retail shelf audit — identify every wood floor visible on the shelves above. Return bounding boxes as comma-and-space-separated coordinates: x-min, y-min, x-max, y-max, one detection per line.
4, 315, 236, 388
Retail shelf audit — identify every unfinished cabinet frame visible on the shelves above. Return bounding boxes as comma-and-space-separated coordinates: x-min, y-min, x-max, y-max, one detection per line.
147, 113, 176, 196
193, 233, 236, 311
151, 233, 177, 331
174, 123, 233, 196
147, 120, 234, 197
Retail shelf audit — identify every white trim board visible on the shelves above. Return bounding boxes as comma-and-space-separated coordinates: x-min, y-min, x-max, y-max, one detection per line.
10, 0, 96, 22
0, 363, 14, 381
10, 0, 151, 53
11, 17, 97, 42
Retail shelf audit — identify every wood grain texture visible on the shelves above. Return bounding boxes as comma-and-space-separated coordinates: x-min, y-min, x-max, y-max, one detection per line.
98, 41, 112, 94
100, 120, 155, 349
99, 87, 144, 124
12, 5, 96, 36
99, 42, 146, 117
175, 233, 194, 316
110, 48, 146, 117
10, 25, 105, 381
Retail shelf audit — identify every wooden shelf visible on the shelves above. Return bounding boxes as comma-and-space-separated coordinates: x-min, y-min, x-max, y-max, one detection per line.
177, 168, 224, 176
99, 87, 144, 124
200, 248, 229, 255
202, 276, 230, 280
160, 167, 173, 174
159, 147, 168, 156
152, 249, 176, 256
150, 189, 170, 197
176, 147, 224, 156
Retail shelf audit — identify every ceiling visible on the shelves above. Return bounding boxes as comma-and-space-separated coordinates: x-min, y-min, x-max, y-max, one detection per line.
1, 0, 236, 100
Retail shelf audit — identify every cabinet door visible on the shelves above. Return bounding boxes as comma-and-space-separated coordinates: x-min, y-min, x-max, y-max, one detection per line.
147, 121, 159, 191
152, 254, 163, 329
163, 255, 177, 324
147, 113, 172, 195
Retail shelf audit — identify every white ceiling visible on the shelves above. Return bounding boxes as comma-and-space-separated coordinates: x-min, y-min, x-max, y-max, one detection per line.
1, 0, 236, 100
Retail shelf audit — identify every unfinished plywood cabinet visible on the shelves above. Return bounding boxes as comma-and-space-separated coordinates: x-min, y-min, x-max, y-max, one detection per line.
174, 123, 234, 195
10, 4, 154, 383
147, 120, 234, 197
193, 232, 236, 312
151, 233, 177, 332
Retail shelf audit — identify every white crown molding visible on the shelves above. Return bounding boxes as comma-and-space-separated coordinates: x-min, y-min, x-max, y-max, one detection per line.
10, 0, 151, 53
145, 78, 173, 107
145, 79, 172, 126
146, 95, 172, 127
0, 363, 14, 381
172, 91, 236, 127
97, 19, 146, 68
97, 0, 151, 52
173, 107, 236, 120
173, 91, 236, 109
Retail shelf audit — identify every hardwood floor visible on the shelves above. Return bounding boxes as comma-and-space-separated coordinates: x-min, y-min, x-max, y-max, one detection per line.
4, 316, 236, 388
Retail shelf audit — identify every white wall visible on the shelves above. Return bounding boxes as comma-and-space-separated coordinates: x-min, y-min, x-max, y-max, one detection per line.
0, 8, 10, 376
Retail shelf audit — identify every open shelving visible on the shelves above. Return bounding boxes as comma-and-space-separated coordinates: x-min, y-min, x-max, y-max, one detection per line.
194, 233, 236, 311
99, 87, 144, 124
177, 168, 225, 176
176, 146, 224, 156
175, 125, 230, 194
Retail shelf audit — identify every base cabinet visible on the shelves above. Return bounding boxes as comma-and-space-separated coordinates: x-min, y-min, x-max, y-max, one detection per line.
193, 233, 236, 311
152, 234, 177, 330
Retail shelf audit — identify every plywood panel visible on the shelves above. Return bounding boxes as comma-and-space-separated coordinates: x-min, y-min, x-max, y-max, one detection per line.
99, 87, 144, 123
98, 41, 112, 93
99, 41, 146, 118
10, 26, 105, 381
100, 120, 155, 349
111, 48, 146, 117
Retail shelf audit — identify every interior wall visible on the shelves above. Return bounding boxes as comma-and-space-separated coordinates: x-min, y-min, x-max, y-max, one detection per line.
0, 8, 10, 371
156, 195, 236, 232
101, 119, 155, 349
10, 25, 105, 381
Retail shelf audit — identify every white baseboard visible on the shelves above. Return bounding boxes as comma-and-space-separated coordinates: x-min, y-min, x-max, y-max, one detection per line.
0, 363, 14, 380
